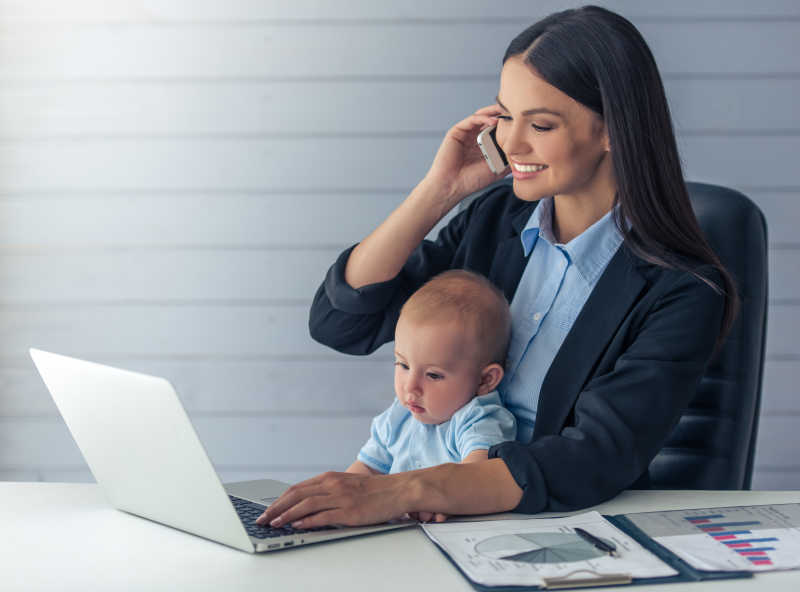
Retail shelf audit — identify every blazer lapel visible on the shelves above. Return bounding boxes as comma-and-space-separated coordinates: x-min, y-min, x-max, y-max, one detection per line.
489, 236, 528, 304
533, 246, 648, 437
489, 199, 537, 303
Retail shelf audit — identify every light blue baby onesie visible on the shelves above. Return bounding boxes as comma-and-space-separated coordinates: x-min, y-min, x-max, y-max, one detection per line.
357, 391, 517, 474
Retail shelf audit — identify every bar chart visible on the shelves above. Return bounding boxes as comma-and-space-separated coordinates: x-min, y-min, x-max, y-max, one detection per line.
685, 513, 778, 566
625, 503, 800, 572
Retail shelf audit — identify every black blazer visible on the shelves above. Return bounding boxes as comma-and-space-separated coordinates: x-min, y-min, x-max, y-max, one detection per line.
309, 183, 724, 513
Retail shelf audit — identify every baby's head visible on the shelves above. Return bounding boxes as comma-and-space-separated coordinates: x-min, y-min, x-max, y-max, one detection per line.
393, 270, 511, 424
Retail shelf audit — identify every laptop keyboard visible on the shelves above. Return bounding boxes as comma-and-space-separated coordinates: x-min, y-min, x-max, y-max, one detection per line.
229, 494, 337, 539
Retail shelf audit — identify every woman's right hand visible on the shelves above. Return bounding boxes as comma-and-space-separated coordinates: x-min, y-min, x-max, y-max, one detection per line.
341, 105, 511, 290
421, 104, 510, 207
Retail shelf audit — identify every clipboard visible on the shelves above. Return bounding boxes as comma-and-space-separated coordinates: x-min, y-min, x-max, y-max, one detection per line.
423, 512, 752, 591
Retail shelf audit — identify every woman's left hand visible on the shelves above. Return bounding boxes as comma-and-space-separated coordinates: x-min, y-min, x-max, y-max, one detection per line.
256, 470, 414, 529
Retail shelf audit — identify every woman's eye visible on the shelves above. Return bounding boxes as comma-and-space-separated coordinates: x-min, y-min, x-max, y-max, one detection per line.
394, 361, 408, 370
426, 373, 444, 380
496, 115, 550, 132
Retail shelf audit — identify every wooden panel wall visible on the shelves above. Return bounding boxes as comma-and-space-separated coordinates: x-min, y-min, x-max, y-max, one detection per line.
0, 0, 798, 489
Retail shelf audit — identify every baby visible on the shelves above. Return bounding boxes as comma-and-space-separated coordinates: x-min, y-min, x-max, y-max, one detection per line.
346, 269, 516, 476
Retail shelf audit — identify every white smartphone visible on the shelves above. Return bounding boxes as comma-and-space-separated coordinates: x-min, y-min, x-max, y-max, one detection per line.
476, 125, 509, 174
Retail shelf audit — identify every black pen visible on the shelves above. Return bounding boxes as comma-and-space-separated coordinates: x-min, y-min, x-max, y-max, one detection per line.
574, 527, 620, 557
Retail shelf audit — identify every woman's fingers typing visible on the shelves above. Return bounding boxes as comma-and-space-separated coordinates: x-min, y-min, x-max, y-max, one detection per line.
253, 469, 452, 529
267, 494, 335, 528
255, 471, 407, 528
255, 475, 330, 525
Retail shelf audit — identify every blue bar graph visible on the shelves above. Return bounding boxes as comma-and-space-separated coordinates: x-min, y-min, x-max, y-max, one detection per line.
723, 538, 778, 545
698, 521, 760, 528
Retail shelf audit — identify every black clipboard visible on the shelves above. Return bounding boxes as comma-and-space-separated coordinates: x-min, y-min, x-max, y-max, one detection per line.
427, 513, 752, 591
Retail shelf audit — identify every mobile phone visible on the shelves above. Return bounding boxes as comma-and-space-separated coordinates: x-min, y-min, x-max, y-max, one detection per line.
476, 125, 509, 174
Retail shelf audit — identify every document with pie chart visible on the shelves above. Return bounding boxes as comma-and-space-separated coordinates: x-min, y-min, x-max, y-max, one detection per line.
422, 511, 678, 587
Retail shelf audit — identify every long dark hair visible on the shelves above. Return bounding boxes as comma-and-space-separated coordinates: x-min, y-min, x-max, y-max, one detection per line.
503, 5, 737, 350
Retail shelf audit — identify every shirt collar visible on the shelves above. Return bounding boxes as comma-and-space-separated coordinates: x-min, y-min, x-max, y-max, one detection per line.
519, 196, 624, 284
519, 197, 554, 257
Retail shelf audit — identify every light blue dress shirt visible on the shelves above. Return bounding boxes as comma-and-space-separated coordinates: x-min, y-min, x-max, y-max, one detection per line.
498, 197, 623, 444
357, 391, 517, 474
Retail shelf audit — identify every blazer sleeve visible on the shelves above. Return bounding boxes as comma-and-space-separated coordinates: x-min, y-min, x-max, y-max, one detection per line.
308, 195, 482, 356
489, 268, 725, 513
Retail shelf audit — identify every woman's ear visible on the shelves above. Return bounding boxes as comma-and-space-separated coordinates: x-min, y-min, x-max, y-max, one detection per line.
600, 126, 611, 152
593, 116, 610, 152
476, 363, 504, 395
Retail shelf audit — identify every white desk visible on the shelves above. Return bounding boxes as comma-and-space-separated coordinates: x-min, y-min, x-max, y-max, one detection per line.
3, 483, 799, 591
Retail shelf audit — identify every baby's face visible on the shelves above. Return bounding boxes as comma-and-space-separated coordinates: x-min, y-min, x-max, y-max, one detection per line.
393, 317, 483, 425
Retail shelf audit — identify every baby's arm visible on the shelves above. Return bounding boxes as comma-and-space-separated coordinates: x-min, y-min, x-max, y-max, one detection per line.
346, 460, 381, 475
455, 393, 516, 462
351, 401, 399, 475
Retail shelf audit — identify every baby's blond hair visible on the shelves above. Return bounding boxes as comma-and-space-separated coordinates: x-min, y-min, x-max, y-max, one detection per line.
399, 270, 511, 366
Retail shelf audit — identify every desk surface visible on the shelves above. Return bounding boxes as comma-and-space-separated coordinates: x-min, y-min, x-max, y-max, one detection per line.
3, 483, 799, 592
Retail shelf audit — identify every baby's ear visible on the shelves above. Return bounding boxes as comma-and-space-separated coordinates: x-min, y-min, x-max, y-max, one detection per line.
476, 363, 504, 395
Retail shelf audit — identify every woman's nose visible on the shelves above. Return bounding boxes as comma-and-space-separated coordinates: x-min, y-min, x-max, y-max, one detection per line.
500, 121, 529, 157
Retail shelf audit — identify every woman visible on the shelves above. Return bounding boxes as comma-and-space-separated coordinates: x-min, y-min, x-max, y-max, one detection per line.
258, 5, 737, 529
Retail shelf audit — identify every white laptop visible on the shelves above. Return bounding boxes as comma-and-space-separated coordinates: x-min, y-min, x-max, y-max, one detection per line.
29, 348, 414, 553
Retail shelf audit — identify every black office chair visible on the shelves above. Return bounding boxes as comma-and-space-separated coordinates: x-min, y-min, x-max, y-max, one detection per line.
648, 182, 768, 490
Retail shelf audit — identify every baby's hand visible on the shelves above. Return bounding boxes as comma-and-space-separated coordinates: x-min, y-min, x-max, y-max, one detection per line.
407, 511, 449, 523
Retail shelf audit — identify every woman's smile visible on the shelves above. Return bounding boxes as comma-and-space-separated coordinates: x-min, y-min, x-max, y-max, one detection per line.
511, 160, 549, 179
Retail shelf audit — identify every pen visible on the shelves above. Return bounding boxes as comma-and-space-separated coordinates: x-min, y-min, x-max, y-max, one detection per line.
574, 527, 619, 557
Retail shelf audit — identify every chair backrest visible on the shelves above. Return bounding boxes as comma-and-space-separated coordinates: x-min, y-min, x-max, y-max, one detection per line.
648, 182, 768, 490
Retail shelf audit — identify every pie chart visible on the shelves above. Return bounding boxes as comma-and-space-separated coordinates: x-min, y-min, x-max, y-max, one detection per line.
476, 532, 607, 564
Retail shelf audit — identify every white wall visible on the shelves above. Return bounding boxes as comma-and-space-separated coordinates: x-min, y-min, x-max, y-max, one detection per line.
0, 0, 798, 489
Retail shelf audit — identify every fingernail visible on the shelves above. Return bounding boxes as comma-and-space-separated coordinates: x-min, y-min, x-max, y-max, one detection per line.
292, 520, 303, 528
270, 518, 281, 526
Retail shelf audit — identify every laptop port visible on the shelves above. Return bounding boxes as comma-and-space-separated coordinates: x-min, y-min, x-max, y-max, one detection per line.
283, 541, 294, 547
267, 543, 281, 549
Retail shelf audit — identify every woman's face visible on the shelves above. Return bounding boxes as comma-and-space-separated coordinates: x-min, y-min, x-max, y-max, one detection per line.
495, 56, 611, 202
